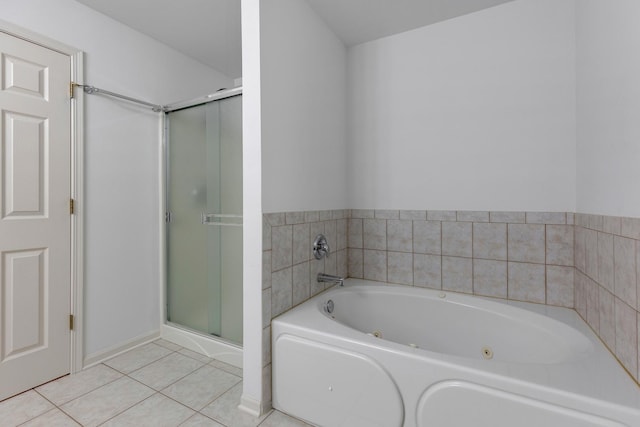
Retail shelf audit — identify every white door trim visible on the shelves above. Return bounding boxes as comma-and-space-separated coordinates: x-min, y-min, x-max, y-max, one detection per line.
0, 20, 85, 374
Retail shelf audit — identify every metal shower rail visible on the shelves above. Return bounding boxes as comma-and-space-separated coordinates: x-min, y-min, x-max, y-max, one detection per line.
72, 83, 165, 112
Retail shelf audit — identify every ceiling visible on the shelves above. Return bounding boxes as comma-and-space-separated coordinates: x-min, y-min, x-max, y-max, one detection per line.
306, 0, 515, 46
75, 0, 242, 78
75, 0, 515, 79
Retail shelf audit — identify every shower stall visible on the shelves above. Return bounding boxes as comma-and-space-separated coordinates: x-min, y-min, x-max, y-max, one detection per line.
162, 88, 243, 365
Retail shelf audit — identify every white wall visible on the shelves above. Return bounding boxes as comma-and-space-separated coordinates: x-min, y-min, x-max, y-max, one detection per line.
260, 0, 348, 213
2, 0, 233, 359
347, 0, 576, 211
576, 0, 640, 217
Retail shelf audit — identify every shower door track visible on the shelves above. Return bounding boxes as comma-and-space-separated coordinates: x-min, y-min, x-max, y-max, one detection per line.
163, 86, 242, 113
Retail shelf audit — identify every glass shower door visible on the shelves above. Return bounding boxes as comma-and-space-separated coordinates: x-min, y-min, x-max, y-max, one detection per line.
166, 95, 242, 345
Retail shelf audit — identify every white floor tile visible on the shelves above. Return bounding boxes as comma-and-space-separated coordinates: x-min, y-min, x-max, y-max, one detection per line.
100, 393, 194, 427
60, 377, 154, 427
20, 408, 81, 426
36, 365, 122, 406
179, 413, 225, 427
154, 339, 183, 352
161, 365, 241, 411
104, 343, 172, 374
260, 411, 313, 427
209, 359, 242, 378
129, 353, 204, 390
178, 348, 213, 364
0, 390, 54, 426
200, 383, 269, 427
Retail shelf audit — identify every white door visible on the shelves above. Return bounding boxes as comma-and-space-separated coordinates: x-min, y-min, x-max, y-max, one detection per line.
0, 31, 72, 401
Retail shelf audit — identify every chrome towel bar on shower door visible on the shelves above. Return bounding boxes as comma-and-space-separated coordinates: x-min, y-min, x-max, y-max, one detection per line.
201, 213, 243, 227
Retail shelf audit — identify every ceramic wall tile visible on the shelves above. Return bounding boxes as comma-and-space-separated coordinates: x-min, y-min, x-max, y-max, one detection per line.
348, 219, 363, 249
427, 210, 456, 221
489, 211, 525, 223
507, 262, 545, 304
387, 220, 413, 252
292, 262, 310, 306
262, 251, 271, 290
456, 211, 489, 222
363, 219, 387, 250
292, 223, 310, 265
413, 221, 441, 255
442, 256, 472, 294
615, 298, 638, 378
348, 248, 363, 279
598, 287, 616, 352
271, 226, 292, 271
285, 211, 305, 225
442, 222, 472, 258
387, 252, 413, 285
399, 210, 426, 220
351, 209, 374, 219
473, 223, 507, 261
546, 265, 574, 308
584, 228, 599, 281
614, 236, 637, 310
473, 259, 507, 298
375, 210, 399, 220
271, 268, 292, 318
508, 224, 545, 264
413, 254, 442, 290
597, 232, 614, 293
363, 250, 387, 282
546, 225, 574, 266
526, 212, 566, 224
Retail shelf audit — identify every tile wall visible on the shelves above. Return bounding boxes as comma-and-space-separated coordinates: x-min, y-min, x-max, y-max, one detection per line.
574, 214, 640, 382
347, 210, 575, 307
262, 210, 349, 403
263, 209, 640, 395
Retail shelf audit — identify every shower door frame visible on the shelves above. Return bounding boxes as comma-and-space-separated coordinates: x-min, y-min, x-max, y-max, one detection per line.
159, 87, 243, 367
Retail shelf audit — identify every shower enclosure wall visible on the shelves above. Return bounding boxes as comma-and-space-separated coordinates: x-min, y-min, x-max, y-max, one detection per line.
162, 90, 243, 364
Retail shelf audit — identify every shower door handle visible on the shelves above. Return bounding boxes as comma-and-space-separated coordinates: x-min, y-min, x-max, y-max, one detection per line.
201, 213, 243, 227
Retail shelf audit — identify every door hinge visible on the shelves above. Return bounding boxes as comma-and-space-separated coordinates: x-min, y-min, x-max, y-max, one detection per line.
70, 198, 75, 215
70, 82, 75, 99
69, 314, 74, 331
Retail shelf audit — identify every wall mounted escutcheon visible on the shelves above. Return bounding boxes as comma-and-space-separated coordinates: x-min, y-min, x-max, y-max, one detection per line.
313, 234, 330, 259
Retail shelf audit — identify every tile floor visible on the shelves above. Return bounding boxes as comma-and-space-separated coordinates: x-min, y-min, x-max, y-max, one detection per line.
0, 339, 311, 427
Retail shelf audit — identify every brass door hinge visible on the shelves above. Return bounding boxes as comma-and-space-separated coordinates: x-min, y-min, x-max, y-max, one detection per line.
70, 82, 75, 99
70, 198, 75, 215
69, 314, 74, 331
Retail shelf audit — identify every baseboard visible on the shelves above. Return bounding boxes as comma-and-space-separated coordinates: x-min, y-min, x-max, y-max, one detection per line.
261, 399, 273, 416
238, 393, 264, 417
83, 330, 160, 369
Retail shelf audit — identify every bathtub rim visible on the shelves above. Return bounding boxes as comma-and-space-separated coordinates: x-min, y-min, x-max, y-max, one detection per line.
314, 280, 594, 365
272, 278, 640, 418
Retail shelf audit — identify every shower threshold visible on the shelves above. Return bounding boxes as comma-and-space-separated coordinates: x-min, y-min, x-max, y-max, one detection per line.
161, 322, 242, 368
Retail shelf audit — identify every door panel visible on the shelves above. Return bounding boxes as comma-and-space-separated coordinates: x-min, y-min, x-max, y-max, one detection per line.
2, 249, 47, 360
0, 31, 71, 401
3, 111, 48, 217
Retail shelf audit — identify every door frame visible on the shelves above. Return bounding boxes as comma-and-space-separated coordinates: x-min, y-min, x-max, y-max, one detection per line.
0, 20, 85, 374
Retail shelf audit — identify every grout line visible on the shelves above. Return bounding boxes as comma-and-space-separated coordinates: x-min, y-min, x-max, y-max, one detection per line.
545, 224, 548, 305
439, 220, 443, 290
471, 222, 475, 295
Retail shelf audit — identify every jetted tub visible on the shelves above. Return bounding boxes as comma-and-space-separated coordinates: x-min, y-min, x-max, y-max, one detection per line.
272, 279, 640, 427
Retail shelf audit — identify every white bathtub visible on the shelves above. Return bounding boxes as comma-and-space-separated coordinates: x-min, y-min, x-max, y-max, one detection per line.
272, 279, 640, 427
